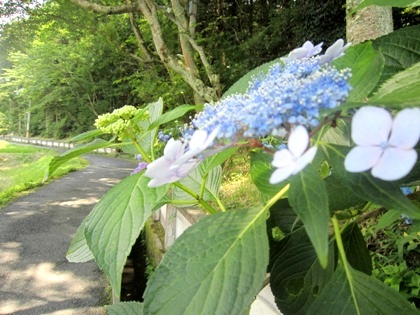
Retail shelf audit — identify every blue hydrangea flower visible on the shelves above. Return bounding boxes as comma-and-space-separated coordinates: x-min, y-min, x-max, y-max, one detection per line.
193, 57, 351, 140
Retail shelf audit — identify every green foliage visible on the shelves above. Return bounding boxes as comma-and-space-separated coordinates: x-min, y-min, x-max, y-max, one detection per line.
67, 174, 169, 297
363, 213, 420, 306
48, 139, 113, 177
289, 165, 330, 268
37, 6, 420, 315
0, 141, 86, 207
308, 264, 418, 314
106, 302, 144, 315
143, 207, 269, 315
354, 0, 420, 11
333, 42, 384, 102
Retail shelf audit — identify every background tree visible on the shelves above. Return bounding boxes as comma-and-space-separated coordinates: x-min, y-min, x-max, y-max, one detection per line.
346, 0, 393, 44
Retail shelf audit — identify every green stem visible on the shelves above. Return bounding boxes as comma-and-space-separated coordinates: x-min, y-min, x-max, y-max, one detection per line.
262, 183, 290, 213
132, 137, 152, 163
199, 173, 208, 199
170, 199, 198, 205
199, 173, 226, 212
332, 215, 361, 315
214, 196, 226, 212
174, 182, 218, 214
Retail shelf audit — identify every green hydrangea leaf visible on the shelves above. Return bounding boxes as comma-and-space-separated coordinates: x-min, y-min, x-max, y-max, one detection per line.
143, 207, 269, 315
308, 264, 419, 314
333, 42, 384, 101
270, 227, 335, 315
84, 173, 169, 297
289, 164, 330, 268
106, 302, 144, 315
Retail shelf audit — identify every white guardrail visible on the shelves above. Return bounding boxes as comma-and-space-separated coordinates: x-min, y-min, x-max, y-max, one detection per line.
2, 136, 116, 154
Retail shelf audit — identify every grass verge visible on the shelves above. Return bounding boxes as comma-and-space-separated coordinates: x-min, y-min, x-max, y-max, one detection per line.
0, 140, 88, 208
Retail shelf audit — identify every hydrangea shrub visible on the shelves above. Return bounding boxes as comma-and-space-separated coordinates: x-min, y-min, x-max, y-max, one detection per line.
52, 21, 420, 314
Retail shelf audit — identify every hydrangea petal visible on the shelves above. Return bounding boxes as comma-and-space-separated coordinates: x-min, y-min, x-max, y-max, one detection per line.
144, 157, 171, 178
269, 162, 296, 184
163, 139, 184, 161
294, 146, 318, 174
319, 39, 351, 64
288, 41, 323, 59
174, 160, 199, 178
288, 126, 309, 158
388, 107, 420, 149
272, 149, 293, 168
371, 148, 417, 181
344, 146, 383, 172
188, 129, 208, 151
351, 106, 392, 146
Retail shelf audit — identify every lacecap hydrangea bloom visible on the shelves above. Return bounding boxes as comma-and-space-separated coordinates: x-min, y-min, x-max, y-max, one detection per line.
147, 39, 352, 187
193, 40, 351, 140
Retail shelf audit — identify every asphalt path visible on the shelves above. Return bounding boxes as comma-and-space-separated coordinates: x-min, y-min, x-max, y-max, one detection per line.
0, 155, 136, 315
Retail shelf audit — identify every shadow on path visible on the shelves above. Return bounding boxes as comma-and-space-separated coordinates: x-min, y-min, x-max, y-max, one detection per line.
0, 155, 136, 315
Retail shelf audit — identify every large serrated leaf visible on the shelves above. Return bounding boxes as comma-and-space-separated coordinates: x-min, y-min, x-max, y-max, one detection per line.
138, 98, 164, 157
308, 264, 419, 314
143, 207, 269, 315
250, 151, 288, 198
324, 175, 364, 211
47, 138, 112, 177
270, 227, 335, 315
148, 104, 196, 130
341, 222, 372, 275
368, 62, 420, 107
324, 145, 420, 219
289, 165, 330, 268
68, 129, 104, 142
106, 302, 144, 315
84, 173, 169, 297
321, 118, 351, 146
333, 42, 384, 101
203, 146, 238, 174
373, 25, 420, 87
66, 213, 94, 263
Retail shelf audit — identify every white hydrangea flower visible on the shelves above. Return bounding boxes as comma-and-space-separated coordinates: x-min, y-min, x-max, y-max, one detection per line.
288, 41, 323, 59
270, 125, 318, 184
344, 106, 420, 181
145, 128, 219, 187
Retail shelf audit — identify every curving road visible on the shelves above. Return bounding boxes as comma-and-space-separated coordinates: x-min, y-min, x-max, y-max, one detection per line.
0, 155, 136, 315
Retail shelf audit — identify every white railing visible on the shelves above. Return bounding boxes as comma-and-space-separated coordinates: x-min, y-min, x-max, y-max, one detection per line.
3, 136, 116, 154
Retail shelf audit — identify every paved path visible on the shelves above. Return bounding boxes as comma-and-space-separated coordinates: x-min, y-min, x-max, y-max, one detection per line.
0, 155, 136, 315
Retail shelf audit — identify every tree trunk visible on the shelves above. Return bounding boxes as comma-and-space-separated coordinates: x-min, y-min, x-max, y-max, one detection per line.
70, 0, 221, 104
346, 0, 393, 44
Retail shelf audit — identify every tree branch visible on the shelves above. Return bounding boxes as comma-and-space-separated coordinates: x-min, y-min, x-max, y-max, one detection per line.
70, 0, 139, 15
126, 0, 153, 61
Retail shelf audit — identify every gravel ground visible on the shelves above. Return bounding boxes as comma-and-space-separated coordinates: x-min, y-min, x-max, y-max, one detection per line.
0, 155, 136, 315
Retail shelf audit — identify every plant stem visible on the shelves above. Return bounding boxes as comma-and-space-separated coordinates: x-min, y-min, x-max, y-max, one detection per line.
262, 183, 290, 212
332, 215, 361, 315
132, 137, 152, 163
174, 182, 218, 214
199, 173, 226, 212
